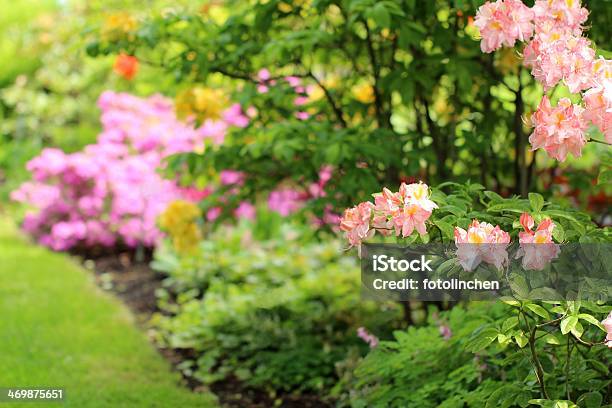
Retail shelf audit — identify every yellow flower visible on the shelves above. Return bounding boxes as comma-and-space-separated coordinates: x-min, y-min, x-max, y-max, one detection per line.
175, 87, 228, 122
159, 201, 202, 254
352, 83, 375, 104
102, 12, 138, 42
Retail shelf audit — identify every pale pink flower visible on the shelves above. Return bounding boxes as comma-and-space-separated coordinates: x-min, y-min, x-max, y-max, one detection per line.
284, 76, 302, 87
532, 0, 588, 36
206, 206, 222, 221
294, 96, 309, 106
268, 188, 305, 216
340, 202, 374, 247
515, 213, 560, 270
455, 220, 511, 271
529, 96, 588, 161
357, 327, 379, 348
257, 68, 271, 81
602, 312, 612, 348
235, 201, 256, 220
219, 170, 245, 186
439, 325, 453, 340
295, 111, 310, 120
392, 204, 431, 237
474, 0, 534, 53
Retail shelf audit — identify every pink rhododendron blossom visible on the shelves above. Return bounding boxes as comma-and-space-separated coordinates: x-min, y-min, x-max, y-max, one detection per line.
257, 68, 271, 81
222, 103, 250, 128
12, 91, 246, 251
532, 0, 588, 35
454, 220, 511, 271
583, 60, 612, 143
474, 0, 534, 53
529, 96, 588, 161
295, 111, 310, 120
284, 76, 302, 87
515, 213, 560, 270
268, 188, 306, 216
235, 201, 256, 220
357, 327, 379, 348
219, 170, 246, 186
602, 312, 612, 348
206, 207, 222, 222
340, 182, 437, 247
340, 202, 375, 248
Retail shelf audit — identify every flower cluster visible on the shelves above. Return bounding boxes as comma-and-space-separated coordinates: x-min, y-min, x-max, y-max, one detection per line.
529, 96, 588, 161
475, 0, 611, 160
159, 200, 202, 253
454, 220, 511, 271
515, 213, 560, 270
12, 91, 247, 250
340, 182, 437, 247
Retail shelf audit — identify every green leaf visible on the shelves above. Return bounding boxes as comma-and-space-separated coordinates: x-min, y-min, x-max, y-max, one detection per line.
560, 316, 578, 335
370, 3, 391, 28
502, 316, 519, 332
576, 391, 602, 408
578, 313, 605, 331
526, 303, 550, 320
529, 193, 544, 213
514, 332, 528, 348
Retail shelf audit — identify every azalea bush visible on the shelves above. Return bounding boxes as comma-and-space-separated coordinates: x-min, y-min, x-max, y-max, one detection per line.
11, 91, 246, 250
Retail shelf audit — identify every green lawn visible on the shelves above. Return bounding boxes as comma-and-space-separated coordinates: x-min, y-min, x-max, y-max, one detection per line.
0, 216, 217, 407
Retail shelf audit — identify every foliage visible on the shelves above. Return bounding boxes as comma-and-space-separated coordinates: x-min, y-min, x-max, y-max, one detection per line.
89, 0, 611, 223
342, 301, 611, 407
151, 221, 402, 395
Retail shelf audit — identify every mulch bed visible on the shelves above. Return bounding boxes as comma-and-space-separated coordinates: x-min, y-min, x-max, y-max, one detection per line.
75, 250, 332, 408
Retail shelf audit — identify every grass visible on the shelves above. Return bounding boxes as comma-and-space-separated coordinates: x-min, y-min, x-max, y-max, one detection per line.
0, 216, 217, 407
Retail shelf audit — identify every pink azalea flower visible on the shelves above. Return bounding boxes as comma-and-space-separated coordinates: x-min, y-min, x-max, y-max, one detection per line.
532, 0, 588, 36
474, 0, 534, 53
206, 206, 222, 221
295, 111, 310, 120
340, 202, 375, 247
583, 61, 612, 143
454, 220, 511, 271
294, 96, 309, 106
268, 188, 305, 217
235, 201, 256, 220
529, 96, 588, 161
257, 68, 271, 81
515, 213, 560, 270
357, 327, 379, 348
602, 312, 612, 348
219, 170, 245, 186
284, 76, 302, 87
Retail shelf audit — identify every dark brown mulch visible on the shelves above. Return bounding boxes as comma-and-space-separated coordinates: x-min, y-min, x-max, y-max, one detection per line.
77, 251, 333, 408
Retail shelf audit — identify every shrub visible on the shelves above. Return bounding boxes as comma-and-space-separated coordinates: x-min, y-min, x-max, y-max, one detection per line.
151, 222, 402, 395
11, 91, 242, 250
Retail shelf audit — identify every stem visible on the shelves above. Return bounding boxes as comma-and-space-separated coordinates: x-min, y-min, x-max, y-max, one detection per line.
565, 335, 572, 400
589, 138, 612, 146
308, 72, 347, 128
529, 324, 549, 399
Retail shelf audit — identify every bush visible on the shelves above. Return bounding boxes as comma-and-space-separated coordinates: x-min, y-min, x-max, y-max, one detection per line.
151, 221, 402, 395
11, 91, 241, 250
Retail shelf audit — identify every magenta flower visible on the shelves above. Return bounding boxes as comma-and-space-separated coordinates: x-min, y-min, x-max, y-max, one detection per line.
235, 201, 256, 220
357, 327, 379, 348
219, 170, 246, 186
268, 188, 305, 217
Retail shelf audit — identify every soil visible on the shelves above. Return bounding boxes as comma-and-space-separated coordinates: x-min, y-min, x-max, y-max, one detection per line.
77, 251, 332, 408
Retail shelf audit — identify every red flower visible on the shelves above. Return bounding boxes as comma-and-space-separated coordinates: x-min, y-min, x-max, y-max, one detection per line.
113, 54, 139, 80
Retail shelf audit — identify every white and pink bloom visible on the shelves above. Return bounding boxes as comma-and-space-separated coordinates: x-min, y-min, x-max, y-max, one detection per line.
515, 213, 560, 270
340, 182, 437, 247
340, 202, 375, 248
529, 96, 588, 161
454, 220, 511, 271
602, 312, 612, 348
